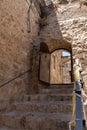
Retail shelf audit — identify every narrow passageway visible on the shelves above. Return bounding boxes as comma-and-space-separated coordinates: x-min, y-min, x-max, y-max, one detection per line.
0, 0, 87, 130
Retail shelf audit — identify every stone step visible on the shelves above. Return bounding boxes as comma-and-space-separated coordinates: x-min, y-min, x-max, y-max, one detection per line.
0, 100, 10, 113
0, 111, 72, 130
0, 127, 27, 130
24, 94, 72, 102
49, 84, 73, 89
39, 88, 73, 94
14, 101, 72, 114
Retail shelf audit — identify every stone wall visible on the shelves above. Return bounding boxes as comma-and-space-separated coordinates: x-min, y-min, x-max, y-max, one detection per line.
40, 3, 87, 91
0, 0, 42, 101
59, 17, 87, 91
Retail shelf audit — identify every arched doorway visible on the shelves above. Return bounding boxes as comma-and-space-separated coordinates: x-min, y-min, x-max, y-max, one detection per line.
39, 40, 73, 84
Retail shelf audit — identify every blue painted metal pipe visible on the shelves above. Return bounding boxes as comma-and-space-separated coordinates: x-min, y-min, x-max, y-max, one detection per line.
76, 81, 83, 130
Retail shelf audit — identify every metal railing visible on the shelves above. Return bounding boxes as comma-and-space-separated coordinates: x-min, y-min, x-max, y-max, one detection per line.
0, 69, 31, 88
69, 58, 86, 130
76, 80, 83, 130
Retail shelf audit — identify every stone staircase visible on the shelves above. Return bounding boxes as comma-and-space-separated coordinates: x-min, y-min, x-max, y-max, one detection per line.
0, 84, 73, 130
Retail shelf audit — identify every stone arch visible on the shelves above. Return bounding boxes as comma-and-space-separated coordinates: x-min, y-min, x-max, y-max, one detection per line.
40, 39, 72, 53
39, 39, 74, 84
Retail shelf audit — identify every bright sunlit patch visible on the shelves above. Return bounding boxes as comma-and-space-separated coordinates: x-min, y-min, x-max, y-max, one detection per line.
62, 51, 71, 57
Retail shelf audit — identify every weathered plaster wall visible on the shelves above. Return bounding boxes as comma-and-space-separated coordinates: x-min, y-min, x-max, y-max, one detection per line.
40, 11, 65, 46
0, 0, 41, 101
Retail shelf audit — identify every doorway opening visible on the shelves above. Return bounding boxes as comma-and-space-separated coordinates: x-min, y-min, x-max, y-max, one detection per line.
39, 49, 73, 84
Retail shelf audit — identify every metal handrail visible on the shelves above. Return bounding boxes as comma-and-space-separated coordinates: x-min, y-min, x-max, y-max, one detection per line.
0, 69, 31, 88
76, 81, 83, 130
69, 58, 84, 130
